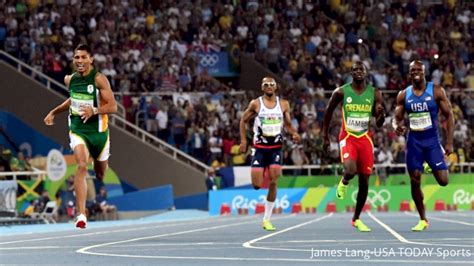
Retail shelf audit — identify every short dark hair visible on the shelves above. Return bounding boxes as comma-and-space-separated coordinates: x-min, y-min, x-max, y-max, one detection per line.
74, 44, 92, 55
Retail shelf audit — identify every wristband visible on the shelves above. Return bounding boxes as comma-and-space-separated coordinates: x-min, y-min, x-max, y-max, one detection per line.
93, 107, 99, 115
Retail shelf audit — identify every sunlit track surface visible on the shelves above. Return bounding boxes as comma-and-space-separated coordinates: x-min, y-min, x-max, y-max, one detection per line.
1, 211, 473, 265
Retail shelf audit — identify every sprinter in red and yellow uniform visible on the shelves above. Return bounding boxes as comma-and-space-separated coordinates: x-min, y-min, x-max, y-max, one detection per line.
322, 61, 385, 232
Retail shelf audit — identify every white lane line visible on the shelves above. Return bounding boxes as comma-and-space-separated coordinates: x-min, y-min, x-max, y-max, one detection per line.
76, 214, 295, 255
74, 254, 474, 264
261, 237, 474, 244
368, 212, 474, 248
440, 211, 474, 217
404, 212, 474, 226
112, 242, 242, 247
242, 213, 333, 252
0, 215, 255, 246
0, 246, 62, 250
367, 212, 410, 243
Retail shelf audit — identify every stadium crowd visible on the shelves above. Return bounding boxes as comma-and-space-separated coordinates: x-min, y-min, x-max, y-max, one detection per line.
1, 0, 473, 170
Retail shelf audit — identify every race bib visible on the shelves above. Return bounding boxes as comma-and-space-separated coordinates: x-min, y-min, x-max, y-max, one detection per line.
409, 112, 432, 131
261, 122, 282, 137
70, 93, 94, 115
346, 114, 370, 132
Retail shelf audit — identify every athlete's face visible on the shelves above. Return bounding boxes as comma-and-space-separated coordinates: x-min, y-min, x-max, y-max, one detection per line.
261, 78, 277, 97
409, 62, 425, 86
73, 50, 93, 73
351, 63, 366, 82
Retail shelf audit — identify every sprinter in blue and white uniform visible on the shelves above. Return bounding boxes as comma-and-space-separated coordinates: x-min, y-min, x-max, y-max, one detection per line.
393, 60, 454, 231
239, 76, 300, 231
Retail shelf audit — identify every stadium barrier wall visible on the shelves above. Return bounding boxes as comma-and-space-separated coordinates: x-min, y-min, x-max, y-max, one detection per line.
107, 184, 174, 211
208, 184, 474, 215
174, 192, 209, 210
219, 166, 474, 189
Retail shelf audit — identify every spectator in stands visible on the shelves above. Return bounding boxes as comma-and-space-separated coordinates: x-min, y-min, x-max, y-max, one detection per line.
205, 168, 218, 193
376, 145, 393, 185
230, 139, 246, 166
95, 186, 117, 220
0, 148, 12, 173
34, 190, 50, 213
463, 91, 474, 125
2, 1, 473, 169
208, 129, 223, 165
290, 144, 309, 176
171, 111, 186, 151
155, 105, 169, 142
9, 151, 32, 180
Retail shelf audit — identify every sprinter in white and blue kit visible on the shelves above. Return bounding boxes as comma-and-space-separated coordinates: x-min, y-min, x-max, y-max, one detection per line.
393, 60, 454, 231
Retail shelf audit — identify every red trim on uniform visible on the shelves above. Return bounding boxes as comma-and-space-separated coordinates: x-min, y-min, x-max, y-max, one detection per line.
253, 144, 282, 149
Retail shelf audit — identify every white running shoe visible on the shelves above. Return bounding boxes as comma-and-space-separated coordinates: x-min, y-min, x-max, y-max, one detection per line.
75, 214, 87, 229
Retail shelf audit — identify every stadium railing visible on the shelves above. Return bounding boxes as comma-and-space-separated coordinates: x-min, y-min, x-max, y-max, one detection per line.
281, 162, 474, 176
0, 170, 47, 180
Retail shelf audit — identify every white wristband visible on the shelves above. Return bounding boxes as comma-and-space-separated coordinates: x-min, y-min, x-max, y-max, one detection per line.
93, 107, 99, 115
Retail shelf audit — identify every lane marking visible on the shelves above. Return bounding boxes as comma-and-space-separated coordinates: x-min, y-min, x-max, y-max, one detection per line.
242, 213, 333, 252
368, 212, 473, 248
77, 214, 296, 255
404, 212, 474, 226
0, 246, 61, 250
367, 212, 410, 243
440, 211, 474, 218
73, 254, 474, 264
0, 215, 256, 246
261, 237, 474, 244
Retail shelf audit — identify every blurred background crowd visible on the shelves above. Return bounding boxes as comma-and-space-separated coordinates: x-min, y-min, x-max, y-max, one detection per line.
1, 0, 473, 171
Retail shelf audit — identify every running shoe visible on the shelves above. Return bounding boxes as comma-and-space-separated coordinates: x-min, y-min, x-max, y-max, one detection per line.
352, 219, 371, 232
75, 213, 87, 229
411, 220, 429, 231
336, 179, 348, 199
423, 162, 432, 174
262, 219, 276, 231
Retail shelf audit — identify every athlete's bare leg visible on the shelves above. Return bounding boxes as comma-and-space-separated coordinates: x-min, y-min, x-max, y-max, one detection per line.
410, 170, 426, 220
251, 168, 264, 189
341, 159, 357, 184
93, 160, 108, 181
73, 145, 89, 216
432, 169, 448, 186
353, 174, 369, 221
267, 166, 281, 202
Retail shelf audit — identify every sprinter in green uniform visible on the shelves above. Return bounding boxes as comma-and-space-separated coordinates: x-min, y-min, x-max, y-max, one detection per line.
44, 44, 117, 229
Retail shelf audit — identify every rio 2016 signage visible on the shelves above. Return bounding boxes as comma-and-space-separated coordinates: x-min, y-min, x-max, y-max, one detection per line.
208, 185, 474, 215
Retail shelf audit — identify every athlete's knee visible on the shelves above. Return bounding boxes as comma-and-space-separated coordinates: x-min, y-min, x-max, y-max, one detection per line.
76, 161, 88, 174
437, 175, 449, 186
344, 164, 357, 176
95, 170, 105, 181
94, 166, 106, 178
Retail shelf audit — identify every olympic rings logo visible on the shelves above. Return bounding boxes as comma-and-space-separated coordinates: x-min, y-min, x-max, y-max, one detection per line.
199, 54, 219, 67
351, 189, 391, 207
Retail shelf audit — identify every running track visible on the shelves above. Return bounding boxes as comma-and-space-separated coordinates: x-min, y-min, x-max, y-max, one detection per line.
1, 210, 473, 265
